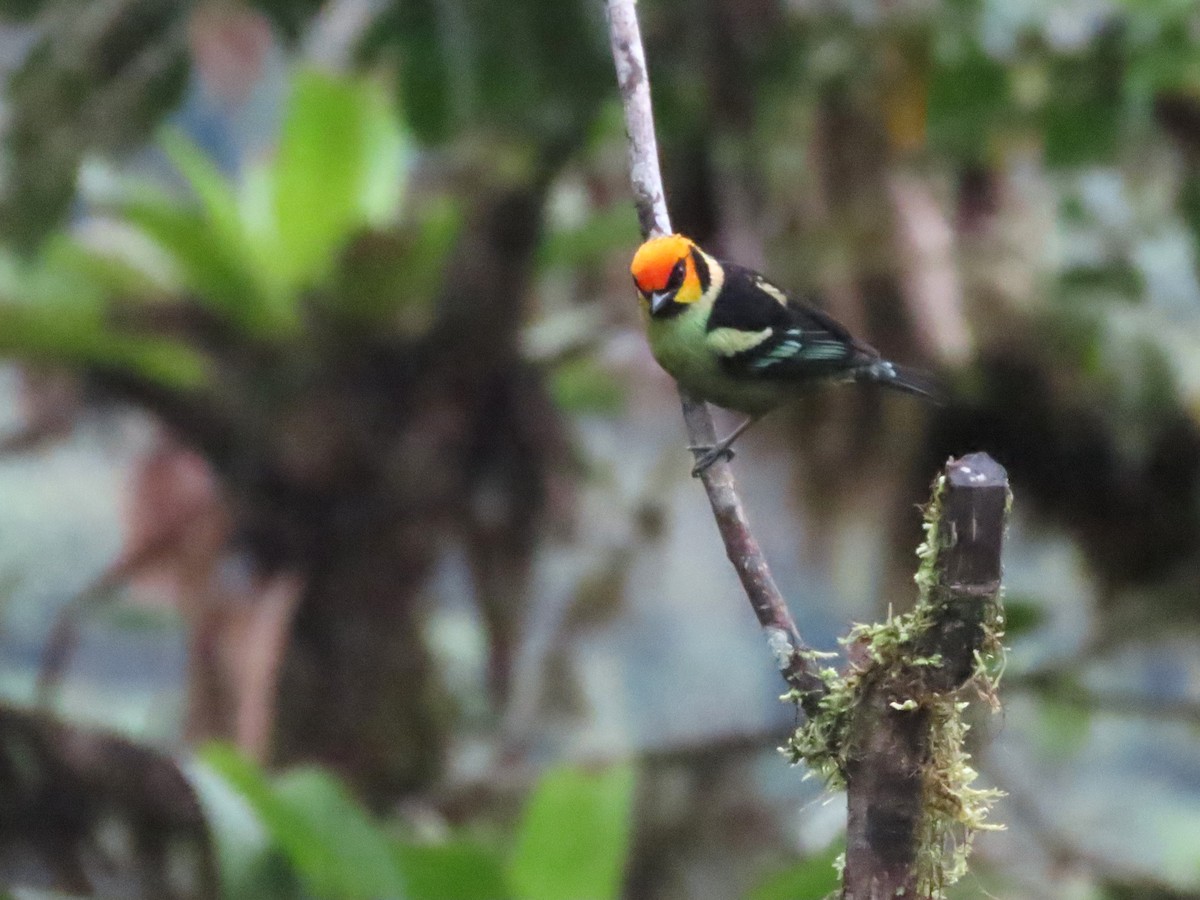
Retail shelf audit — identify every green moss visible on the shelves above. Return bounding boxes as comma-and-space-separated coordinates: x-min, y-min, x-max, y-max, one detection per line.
782, 471, 1008, 898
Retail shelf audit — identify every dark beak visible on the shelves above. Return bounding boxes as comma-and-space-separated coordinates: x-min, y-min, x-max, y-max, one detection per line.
649, 290, 673, 315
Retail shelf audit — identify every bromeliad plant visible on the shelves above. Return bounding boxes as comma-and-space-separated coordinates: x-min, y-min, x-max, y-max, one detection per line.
0, 67, 455, 388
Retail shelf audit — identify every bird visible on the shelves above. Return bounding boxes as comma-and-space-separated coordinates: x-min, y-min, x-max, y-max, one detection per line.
629, 233, 937, 476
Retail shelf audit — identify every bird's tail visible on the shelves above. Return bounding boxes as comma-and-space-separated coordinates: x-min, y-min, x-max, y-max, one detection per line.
856, 359, 942, 403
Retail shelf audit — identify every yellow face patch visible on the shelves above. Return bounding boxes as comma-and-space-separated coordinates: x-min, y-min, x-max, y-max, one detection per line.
673, 253, 703, 304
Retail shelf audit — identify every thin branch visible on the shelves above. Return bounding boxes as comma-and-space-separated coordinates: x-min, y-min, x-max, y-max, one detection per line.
604, 0, 826, 710
0, 423, 62, 455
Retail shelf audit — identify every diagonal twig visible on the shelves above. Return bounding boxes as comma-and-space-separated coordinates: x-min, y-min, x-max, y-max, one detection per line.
604, 0, 826, 710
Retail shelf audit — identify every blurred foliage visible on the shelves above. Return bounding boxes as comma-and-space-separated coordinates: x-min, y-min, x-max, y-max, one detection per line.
0, 0, 192, 250
198, 744, 409, 899
510, 765, 636, 900
246, 0, 325, 42
0, 66, 430, 371
0, 239, 207, 388
748, 840, 842, 900
4, 0, 1200, 897
549, 356, 627, 415
193, 744, 635, 900
130, 70, 408, 336
361, 0, 610, 148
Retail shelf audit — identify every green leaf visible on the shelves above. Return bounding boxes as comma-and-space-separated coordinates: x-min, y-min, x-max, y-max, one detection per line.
365, 0, 608, 145
245, 0, 325, 40
1178, 172, 1200, 261
273, 70, 405, 290
274, 768, 408, 900
0, 240, 105, 312
374, 0, 452, 143
395, 840, 508, 900
1126, 17, 1200, 102
999, 597, 1047, 639
104, 336, 210, 389
0, 0, 53, 21
0, 290, 103, 362
0, 0, 190, 249
186, 755, 283, 900
41, 233, 161, 299
103, 71, 410, 335
131, 137, 305, 336
122, 197, 268, 328
508, 764, 636, 900
358, 85, 409, 228
748, 841, 843, 900
161, 128, 244, 255
200, 743, 407, 900
0, 246, 208, 389
1059, 263, 1144, 302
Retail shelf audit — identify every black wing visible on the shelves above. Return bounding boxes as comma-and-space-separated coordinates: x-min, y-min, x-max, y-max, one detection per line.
706, 263, 876, 379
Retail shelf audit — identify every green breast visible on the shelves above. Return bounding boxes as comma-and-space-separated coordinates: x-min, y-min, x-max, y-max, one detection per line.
646, 308, 780, 414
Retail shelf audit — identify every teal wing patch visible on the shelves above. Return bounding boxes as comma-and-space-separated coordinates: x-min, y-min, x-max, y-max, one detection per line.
749, 329, 804, 369
746, 327, 852, 371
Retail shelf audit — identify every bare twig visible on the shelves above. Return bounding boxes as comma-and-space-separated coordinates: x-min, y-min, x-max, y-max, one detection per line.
604, 0, 826, 710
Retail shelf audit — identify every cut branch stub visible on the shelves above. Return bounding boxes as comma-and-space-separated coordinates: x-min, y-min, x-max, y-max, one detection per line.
938, 452, 1007, 588
917, 451, 1009, 693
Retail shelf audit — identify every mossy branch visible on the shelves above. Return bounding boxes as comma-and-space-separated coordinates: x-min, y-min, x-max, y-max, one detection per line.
787, 453, 1009, 899
604, 0, 827, 709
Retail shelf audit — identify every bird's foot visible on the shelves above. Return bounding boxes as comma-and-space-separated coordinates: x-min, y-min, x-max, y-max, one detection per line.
687, 443, 735, 477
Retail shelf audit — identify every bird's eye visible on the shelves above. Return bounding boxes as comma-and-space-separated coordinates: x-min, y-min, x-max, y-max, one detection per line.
666, 259, 686, 290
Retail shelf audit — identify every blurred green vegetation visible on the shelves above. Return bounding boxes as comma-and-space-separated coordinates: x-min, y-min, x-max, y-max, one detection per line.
2, 0, 1200, 897
193, 745, 635, 900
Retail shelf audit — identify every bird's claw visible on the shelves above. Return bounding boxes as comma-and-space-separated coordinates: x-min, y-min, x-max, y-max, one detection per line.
688, 444, 735, 477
